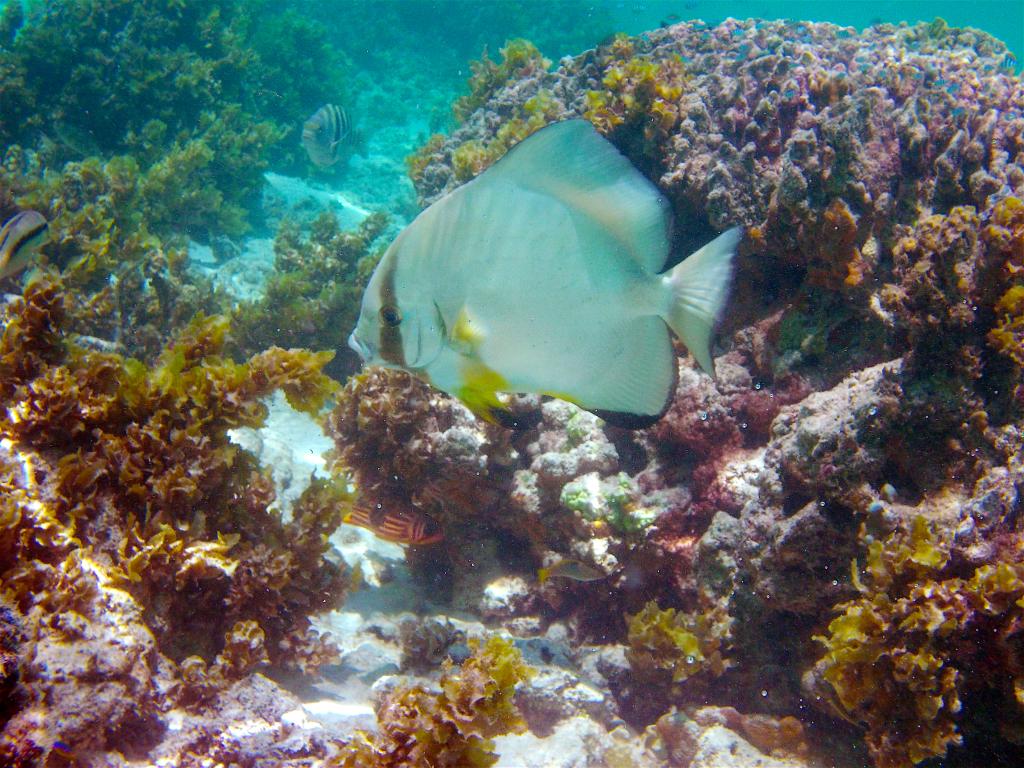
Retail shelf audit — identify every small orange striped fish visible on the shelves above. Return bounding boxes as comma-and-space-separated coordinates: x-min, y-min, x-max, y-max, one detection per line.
343, 503, 444, 546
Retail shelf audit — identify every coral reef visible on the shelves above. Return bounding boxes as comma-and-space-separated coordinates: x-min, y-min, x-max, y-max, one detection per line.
2, 8, 1023, 767
583, 36, 690, 162
358, 16, 1024, 767
453, 39, 550, 124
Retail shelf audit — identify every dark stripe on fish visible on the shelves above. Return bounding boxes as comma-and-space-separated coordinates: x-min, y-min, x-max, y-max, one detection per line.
377, 255, 406, 367
302, 104, 349, 167
345, 503, 443, 545
0, 210, 47, 279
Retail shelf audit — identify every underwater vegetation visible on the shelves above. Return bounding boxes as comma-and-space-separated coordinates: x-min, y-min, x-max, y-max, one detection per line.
0, 274, 350, 760
0, 2, 1023, 765
232, 209, 390, 377
0, 0, 359, 362
812, 516, 1024, 768
0, 153, 231, 361
0, 0, 351, 192
332, 635, 533, 767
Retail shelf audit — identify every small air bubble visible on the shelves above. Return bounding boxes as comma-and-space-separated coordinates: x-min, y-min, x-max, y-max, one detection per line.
685, 655, 696, 664
754, 382, 763, 390
832, 579, 839, 586
699, 411, 709, 421
868, 406, 878, 416
761, 689, 768, 697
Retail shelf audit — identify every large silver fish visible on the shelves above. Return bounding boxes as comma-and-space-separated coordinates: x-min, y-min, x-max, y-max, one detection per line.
0, 210, 48, 280
302, 103, 349, 167
348, 120, 740, 428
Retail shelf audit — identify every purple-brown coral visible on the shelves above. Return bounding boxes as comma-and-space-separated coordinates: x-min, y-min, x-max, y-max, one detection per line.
373, 17, 1024, 766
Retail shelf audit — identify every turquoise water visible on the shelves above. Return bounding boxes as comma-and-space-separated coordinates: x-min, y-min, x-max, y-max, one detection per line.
1, 2, 1023, 767
609, 1, 1022, 64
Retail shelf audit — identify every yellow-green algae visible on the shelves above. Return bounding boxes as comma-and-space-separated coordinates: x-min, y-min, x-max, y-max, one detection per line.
626, 599, 732, 685
332, 635, 534, 768
815, 516, 1024, 767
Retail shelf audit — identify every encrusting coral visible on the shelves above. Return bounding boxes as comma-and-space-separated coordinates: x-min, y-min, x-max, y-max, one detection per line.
332, 634, 534, 767
371, 16, 1024, 765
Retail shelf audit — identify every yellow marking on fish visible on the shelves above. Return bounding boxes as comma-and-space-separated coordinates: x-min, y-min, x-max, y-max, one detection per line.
541, 390, 584, 407
451, 306, 486, 354
457, 359, 511, 424
538, 567, 552, 585
450, 306, 518, 423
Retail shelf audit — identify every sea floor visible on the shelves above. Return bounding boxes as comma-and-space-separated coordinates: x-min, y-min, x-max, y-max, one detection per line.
228, 393, 812, 768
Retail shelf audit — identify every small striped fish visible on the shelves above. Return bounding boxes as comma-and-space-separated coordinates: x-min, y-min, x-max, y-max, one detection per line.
0, 210, 47, 280
302, 103, 350, 167
344, 502, 443, 546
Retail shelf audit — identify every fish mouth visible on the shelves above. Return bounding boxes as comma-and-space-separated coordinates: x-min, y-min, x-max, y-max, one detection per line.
348, 332, 372, 361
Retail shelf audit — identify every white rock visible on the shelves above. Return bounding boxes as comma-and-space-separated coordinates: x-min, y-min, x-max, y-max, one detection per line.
480, 575, 532, 617
228, 391, 333, 517
301, 699, 376, 732
263, 171, 370, 229
494, 715, 615, 768
691, 725, 808, 768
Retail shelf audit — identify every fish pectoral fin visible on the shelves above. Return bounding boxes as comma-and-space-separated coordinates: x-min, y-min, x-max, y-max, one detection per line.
450, 305, 487, 356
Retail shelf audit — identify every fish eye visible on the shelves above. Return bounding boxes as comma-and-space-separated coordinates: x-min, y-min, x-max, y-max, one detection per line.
380, 305, 402, 327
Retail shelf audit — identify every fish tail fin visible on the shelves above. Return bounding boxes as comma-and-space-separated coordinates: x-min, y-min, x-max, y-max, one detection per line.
537, 567, 550, 585
662, 227, 742, 376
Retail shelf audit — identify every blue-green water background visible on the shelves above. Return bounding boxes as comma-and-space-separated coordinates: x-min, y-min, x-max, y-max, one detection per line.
361, 0, 1024, 76
606, 1, 1021, 65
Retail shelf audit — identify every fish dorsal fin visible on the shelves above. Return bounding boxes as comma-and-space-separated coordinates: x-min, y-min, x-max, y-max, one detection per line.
479, 120, 671, 275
